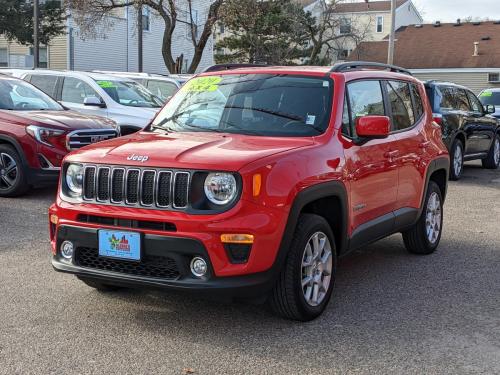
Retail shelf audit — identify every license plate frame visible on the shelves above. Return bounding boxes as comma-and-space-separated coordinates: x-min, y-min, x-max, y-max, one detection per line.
98, 229, 141, 261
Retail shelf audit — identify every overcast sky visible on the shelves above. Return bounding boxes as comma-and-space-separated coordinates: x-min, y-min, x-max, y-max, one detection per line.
411, 0, 500, 22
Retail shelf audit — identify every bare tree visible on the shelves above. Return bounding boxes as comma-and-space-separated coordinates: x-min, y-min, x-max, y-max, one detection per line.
70, 0, 224, 73
302, 0, 372, 65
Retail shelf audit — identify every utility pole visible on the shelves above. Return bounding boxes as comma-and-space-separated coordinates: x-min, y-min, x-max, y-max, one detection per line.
387, 0, 396, 65
137, 2, 143, 72
33, 0, 40, 68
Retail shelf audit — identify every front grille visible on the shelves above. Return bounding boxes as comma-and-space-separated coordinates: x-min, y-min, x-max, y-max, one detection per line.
75, 247, 180, 280
66, 129, 118, 151
83, 165, 190, 210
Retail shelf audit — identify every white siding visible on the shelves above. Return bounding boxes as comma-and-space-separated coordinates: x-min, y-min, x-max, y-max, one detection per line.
68, 0, 214, 74
395, 1, 423, 30
412, 71, 500, 94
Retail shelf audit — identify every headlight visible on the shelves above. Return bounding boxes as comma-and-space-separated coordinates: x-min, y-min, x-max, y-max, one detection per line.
65, 164, 83, 196
26, 125, 65, 147
204, 173, 237, 205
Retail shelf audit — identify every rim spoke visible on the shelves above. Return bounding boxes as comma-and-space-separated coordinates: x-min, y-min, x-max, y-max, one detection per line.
5, 165, 17, 175
304, 285, 312, 302
1, 175, 13, 187
312, 283, 319, 305
302, 276, 313, 287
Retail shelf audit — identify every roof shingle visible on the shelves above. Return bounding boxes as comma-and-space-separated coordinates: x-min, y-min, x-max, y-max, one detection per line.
348, 21, 500, 69
335, 0, 407, 13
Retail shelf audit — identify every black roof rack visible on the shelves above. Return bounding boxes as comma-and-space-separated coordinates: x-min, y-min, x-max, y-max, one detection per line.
330, 61, 412, 75
202, 63, 269, 73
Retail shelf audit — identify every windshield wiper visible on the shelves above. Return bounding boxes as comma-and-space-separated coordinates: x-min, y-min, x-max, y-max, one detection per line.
224, 105, 304, 122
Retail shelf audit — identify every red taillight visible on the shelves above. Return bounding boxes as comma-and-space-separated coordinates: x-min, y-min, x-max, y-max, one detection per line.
432, 113, 443, 125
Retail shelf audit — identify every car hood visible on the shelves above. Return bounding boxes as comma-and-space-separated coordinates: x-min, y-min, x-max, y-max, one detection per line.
66, 131, 314, 171
2, 110, 115, 130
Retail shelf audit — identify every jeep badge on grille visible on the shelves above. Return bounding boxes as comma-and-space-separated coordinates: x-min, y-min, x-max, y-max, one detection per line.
127, 154, 149, 162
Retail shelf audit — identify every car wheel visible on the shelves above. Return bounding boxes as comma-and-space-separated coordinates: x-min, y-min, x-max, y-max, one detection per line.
269, 214, 337, 321
0, 145, 29, 197
77, 276, 124, 292
402, 181, 443, 255
449, 139, 464, 180
481, 134, 500, 169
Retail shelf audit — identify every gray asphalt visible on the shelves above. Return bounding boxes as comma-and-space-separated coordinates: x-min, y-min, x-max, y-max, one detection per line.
0, 161, 499, 375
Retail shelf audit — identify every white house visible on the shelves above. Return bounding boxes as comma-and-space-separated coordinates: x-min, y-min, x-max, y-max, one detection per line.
0, 0, 215, 74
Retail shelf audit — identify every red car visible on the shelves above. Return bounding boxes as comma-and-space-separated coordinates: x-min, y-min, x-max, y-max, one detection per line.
49, 62, 449, 321
0, 75, 119, 196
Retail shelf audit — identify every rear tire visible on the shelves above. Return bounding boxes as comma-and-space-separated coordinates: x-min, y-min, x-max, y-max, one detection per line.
77, 276, 124, 292
449, 139, 464, 180
482, 134, 500, 169
269, 214, 337, 321
0, 144, 29, 197
402, 181, 443, 255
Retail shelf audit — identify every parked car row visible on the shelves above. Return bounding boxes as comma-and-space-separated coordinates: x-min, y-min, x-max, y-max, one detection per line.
0, 68, 190, 197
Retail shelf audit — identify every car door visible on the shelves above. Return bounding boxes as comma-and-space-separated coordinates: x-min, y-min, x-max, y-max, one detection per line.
452, 87, 485, 155
465, 90, 497, 154
342, 80, 399, 233
60, 77, 108, 117
386, 80, 427, 214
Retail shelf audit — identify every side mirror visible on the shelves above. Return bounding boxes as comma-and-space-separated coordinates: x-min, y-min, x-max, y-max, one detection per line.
83, 97, 106, 108
485, 104, 496, 114
355, 115, 390, 139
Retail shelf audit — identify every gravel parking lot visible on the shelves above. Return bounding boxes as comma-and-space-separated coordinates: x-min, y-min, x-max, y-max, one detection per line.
0, 161, 499, 375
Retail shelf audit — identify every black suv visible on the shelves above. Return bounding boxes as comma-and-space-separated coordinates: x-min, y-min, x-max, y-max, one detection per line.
425, 81, 500, 180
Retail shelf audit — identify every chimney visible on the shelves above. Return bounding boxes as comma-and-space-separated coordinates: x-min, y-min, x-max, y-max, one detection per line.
473, 42, 480, 56
454, 19, 461, 26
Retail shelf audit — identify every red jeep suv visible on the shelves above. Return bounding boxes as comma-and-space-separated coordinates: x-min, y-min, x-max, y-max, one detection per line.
49, 62, 449, 321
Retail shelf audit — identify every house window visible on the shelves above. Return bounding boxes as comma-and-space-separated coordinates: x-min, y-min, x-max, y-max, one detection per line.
488, 73, 500, 83
0, 48, 8, 67
337, 49, 349, 60
339, 18, 351, 35
29, 46, 48, 68
376, 16, 384, 33
142, 7, 151, 32
219, 23, 224, 34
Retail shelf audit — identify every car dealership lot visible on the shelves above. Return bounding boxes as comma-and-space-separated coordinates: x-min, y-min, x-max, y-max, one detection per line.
0, 162, 499, 374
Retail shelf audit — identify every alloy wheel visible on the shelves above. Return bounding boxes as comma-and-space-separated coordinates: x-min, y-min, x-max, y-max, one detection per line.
494, 138, 500, 166
454, 144, 463, 177
425, 192, 442, 244
301, 231, 333, 307
0, 152, 18, 190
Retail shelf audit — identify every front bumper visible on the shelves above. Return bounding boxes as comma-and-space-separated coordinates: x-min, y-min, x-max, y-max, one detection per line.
49, 198, 289, 297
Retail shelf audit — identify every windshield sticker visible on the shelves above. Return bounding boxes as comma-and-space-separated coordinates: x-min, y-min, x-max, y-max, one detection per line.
480, 91, 492, 97
182, 76, 222, 92
96, 80, 117, 89
306, 115, 316, 125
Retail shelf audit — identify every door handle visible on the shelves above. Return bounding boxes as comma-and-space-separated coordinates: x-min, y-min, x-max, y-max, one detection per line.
419, 141, 431, 149
384, 150, 399, 159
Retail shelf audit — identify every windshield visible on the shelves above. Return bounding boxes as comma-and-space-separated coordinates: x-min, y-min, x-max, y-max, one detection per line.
150, 74, 333, 137
94, 79, 162, 108
0, 78, 63, 111
479, 90, 500, 106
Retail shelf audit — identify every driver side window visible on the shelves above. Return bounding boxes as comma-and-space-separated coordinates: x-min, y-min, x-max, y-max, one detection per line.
62, 77, 100, 104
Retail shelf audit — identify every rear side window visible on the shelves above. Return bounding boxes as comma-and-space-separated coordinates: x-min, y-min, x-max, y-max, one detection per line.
28, 75, 58, 97
147, 80, 178, 100
411, 84, 424, 119
438, 87, 455, 110
386, 80, 415, 131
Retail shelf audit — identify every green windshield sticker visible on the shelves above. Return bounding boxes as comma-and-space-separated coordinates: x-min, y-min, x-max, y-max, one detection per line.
96, 80, 117, 89
480, 91, 493, 97
182, 76, 222, 92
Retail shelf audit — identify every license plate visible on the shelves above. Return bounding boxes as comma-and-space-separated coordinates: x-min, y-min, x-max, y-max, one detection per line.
98, 230, 141, 261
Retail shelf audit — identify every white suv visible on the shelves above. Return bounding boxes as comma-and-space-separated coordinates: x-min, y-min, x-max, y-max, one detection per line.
6, 70, 163, 135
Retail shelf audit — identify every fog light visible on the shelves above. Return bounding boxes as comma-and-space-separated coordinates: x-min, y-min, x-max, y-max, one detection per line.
190, 257, 207, 277
60, 241, 74, 259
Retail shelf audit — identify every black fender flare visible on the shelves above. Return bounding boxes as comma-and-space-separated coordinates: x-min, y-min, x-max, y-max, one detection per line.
275, 181, 349, 268
446, 130, 467, 151
0, 134, 28, 166
420, 156, 450, 212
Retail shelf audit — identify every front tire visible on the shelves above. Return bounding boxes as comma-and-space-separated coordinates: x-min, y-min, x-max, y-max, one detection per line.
0, 145, 29, 197
449, 139, 464, 180
482, 134, 500, 169
269, 214, 337, 321
402, 181, 443, 255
